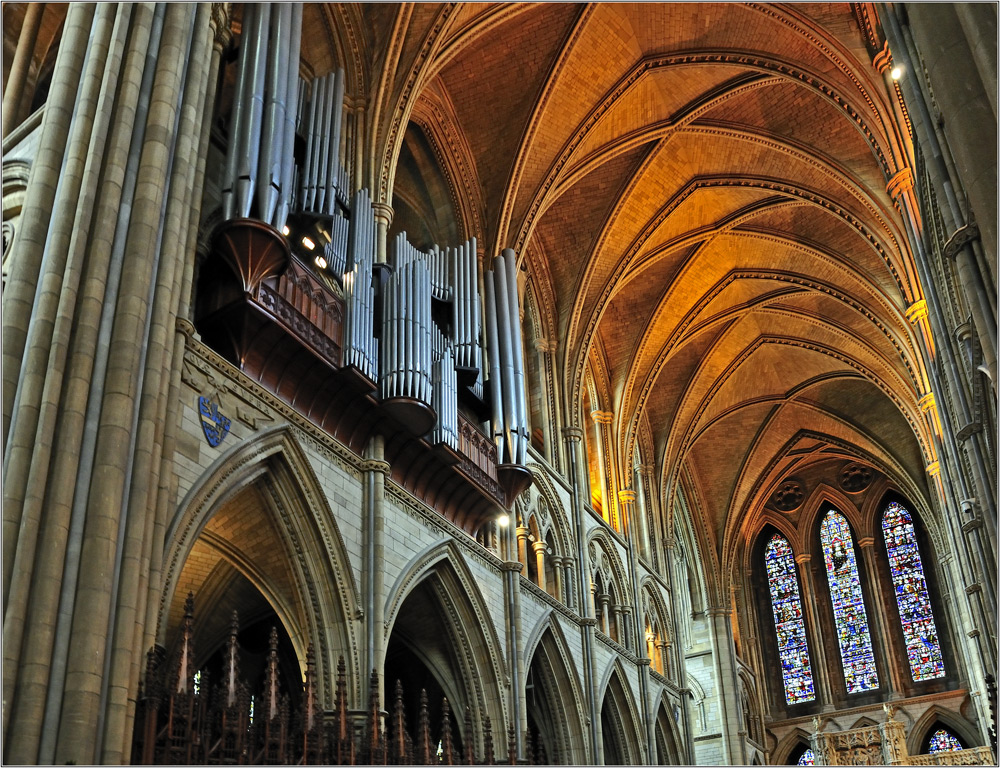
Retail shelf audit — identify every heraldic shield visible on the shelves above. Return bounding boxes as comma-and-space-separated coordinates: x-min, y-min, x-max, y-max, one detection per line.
198, 396, 231, 447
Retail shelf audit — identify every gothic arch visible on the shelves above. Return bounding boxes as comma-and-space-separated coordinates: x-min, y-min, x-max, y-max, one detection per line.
907, 703, 982, 756
652, 691, 685, 765
597, 660, 645, 765
772, 727, 814, 765
159, 425, 362, 705
383, 538, 509, 738
522, 614, 588, 764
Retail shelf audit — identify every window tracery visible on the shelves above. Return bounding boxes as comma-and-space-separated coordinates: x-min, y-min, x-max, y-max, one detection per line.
882, 500, 945, 681
820, 510, 878, 693
764, 534, 815, 704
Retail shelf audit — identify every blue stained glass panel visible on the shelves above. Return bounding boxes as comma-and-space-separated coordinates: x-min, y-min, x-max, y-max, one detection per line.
882, 501, 945, 681
797, 747, 816, 765
765, 534, 815, 704
928, 728, 963, 753
821, 511, 879, 693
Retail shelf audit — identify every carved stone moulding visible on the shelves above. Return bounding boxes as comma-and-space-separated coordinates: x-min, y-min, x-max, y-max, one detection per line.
839, 462, 874, 493
771, 478, 805, 512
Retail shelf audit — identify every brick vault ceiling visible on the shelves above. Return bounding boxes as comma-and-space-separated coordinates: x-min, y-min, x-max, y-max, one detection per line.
4, 3, 932, 562
367, 2, 931, 556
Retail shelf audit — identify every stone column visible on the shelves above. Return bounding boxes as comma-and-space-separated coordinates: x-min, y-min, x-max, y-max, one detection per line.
363, 440, 389, 713
2, 3, 45, 139
501, 556, 525, 760
598, 594, 610, 636
707, 605, 744, 765
857, 538, 905, 698
533, 337, 556, 467
793, 554, 835, 709
563, 426, 599, 761
3, 5, 158, 762
50, 6, 204, 763
550, 555, 564, 600
1, 3, 95, 448
590, 410, 614, 526
516, 524, 530, 571
532, 540, 547, 591
372, 202, 393, 265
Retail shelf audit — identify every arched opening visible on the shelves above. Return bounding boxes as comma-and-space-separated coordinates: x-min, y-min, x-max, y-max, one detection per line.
599, 669, 642, 765
523, 626, 587, 765
384, 579, 469, 759
653, 698, 683, 764
383, 553, 508, 763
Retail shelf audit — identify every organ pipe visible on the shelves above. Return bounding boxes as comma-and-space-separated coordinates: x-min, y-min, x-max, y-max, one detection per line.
325, 69, 346, 216
343, 189, 377, 381
257, 3, 288, 225
276, 7, 302, 230
433, 346, 459, 449
221, 3, 255, 220
235, 3, 270, 218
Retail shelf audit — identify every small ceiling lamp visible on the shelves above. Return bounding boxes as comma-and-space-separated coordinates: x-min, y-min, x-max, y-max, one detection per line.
314, 254, 328, 270
301, 236, 316, 250
497, 514, 510, 527
890, 65, 903, 80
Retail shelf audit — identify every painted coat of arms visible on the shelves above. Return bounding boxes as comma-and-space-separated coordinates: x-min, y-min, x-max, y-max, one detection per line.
198, 396, 231, 447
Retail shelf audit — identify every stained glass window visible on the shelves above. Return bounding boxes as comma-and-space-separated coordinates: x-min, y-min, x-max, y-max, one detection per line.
928, 728, 963, 753
765, 534, 815, 704
797, 747, 816, 765
821, 511, 878, 693
882, 501, 945, 681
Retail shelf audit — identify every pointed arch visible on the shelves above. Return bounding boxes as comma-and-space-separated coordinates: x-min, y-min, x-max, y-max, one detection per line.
597, 660, 645, 765
772, 727, 816, 765
383, 538, 509, 735
522, 614, 588, 764
907, 704, 981, 756
652, 691, 685, 765
159, 425, 362, 704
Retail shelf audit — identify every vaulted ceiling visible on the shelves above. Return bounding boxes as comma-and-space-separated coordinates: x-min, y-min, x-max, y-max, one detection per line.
349, 2, 932, 578
4, 3, 934, 589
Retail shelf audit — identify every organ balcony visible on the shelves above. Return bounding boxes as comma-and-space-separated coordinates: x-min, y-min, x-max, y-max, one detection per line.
194, 218, 516, 534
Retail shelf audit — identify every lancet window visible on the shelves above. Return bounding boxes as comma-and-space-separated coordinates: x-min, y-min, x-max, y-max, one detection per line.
927, 727, 963, 753
820, 510, 878, 693
882, 500, 945, 681
764, 534, 815, 704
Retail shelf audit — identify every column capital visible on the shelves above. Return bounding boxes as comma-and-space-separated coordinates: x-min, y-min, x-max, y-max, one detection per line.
617, 489, 637, 504
562, 426, 584, 442
211, 3, 232, 51
590, 410, 613, 426
360, 459, 391, 475
531, 540, 547, 554
534, 337, 557, 354
500, 561, 524, 573
372, 202, 394, 227
580, 618, 598, 628
886, 167, 914, 200
794, 553, 812, 564
905, 299, 929, 324
857, 537, 876, 548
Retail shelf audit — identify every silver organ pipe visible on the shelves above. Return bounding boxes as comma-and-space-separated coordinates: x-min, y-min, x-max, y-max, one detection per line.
257, 3, 288, 226
483, 250, 528, 465
383, 238, 433, 406
221, 3, 255, 221
236, 3, 270, 218
325, 69, 345, 216
451, 237, 481, 374
222, 4, 303, 227
276, 8, 302, 231
342, 188, 377, 381
432, 345, 459, 449
325, 211, 350, 278
483, 274, 504, 455
502, 249, 529, 465
301, 76, 319, 211
315, 74, 331, 214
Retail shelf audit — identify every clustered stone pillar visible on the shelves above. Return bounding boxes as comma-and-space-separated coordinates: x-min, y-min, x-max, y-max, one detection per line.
1, 3, 45, 140
563, 425, 600, 762
1, 4, 223, 764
